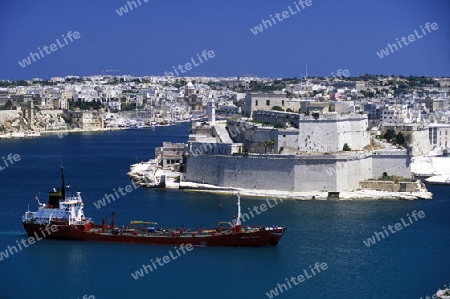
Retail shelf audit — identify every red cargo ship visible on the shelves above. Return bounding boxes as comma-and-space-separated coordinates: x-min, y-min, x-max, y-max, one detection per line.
22, 167, 286, 247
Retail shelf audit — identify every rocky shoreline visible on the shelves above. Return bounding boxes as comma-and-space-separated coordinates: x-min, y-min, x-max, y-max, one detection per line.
0, 127, 125, 139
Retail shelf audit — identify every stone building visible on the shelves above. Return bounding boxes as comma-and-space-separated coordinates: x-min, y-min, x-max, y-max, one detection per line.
243, 93, 299, 117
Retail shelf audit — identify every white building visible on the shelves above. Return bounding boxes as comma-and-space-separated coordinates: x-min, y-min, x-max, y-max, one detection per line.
428, 124, 450, 149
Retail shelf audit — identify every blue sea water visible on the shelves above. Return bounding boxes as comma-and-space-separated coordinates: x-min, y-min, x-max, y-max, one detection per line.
0, 124, 449, 299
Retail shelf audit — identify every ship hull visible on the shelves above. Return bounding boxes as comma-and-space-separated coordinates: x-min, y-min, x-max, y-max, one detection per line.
23, 223, 285, 247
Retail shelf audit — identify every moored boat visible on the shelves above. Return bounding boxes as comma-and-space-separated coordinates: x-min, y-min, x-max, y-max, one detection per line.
425, 174, 450, 185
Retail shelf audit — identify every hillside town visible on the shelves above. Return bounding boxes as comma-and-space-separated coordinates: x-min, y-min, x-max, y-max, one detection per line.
1, 74, 449, 195
1, 74, 449, 134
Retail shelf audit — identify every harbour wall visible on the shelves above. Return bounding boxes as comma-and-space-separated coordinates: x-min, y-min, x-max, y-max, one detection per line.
183, 152, 402, 192
360, 181, 419, 192
372, 150, 412, 179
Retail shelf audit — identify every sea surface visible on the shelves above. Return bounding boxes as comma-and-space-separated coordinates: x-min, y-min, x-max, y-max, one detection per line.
0, 123, 449, 299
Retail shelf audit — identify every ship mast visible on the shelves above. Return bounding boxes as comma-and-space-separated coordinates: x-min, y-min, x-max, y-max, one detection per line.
61, 164, 65, 200
234, 193, 242, 232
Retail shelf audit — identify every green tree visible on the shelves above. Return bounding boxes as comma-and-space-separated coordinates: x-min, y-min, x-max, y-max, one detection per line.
1, 100, 14, 110
271, 106, 283, 111
383, 129, 396, 142
396, 132, 406, 146
343, 143, 351, 151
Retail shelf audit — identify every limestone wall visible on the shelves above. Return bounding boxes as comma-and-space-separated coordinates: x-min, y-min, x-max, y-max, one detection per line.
298, 115, 369, 153
371, 150, 411, 179
184, 150, 410, 193
410, 129, 432, 156
360, 181, 419, 192
299, 120, 339, 153
243, 94, 295, 117
294, 158, 338, 191
336, 155, 373, 191
252, 110, 300, 128
185, 155, 297, 190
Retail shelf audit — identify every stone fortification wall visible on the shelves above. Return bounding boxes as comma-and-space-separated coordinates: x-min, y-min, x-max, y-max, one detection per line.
299, 120, 339, 153
226, 121, 248, 143
184, 149, 410, 192
298, 114, 369, 153
335, 154, 373, 191
371, 150, 411, 179
185, 154, 297, 190
243, 94, 296, 117
252, 110, 300, 128
360, 180, 419, 192
294, 157, 338, 191
227, 121, 299, 154
185, 152, 379, 192
350, 116, 370, 149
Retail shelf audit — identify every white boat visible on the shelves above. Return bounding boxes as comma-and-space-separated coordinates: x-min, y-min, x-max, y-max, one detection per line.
425, 174, 450, 185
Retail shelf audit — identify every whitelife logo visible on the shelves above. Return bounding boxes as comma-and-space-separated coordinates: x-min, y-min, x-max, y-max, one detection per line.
376, 22, 438, 59
18, 31, 81, 68
0, 153, 21, 171
265, 262, 328, 298
363, 210, 425, 247
131, 243, 194, 280
250, 0, 313, 35
115, 0, 149, 16
226, 198, 283, 227
164, 50, 215, 77
0, 224, 58, 262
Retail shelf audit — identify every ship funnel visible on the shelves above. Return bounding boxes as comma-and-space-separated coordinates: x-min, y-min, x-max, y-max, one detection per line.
48, 190, 61, 209
47, 165, 65, 209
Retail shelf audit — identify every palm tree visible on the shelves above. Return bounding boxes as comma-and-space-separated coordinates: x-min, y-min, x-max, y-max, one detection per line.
268, 138, 275, 154
262, 140, 269, 154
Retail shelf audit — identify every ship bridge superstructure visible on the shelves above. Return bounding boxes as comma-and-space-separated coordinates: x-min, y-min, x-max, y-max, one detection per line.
22, 192, 90, 225
22, 166, 91, 226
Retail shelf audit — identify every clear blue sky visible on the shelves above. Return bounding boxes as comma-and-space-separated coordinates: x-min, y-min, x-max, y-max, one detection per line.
0, 0, 448, 80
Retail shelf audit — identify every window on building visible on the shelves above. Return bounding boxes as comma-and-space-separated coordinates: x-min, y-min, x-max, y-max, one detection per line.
266, 100, 270, 106
282, 100, 285, 106
255, 100, 258, 106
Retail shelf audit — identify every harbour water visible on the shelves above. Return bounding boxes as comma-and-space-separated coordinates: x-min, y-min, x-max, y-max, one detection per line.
0, 123, 449, 299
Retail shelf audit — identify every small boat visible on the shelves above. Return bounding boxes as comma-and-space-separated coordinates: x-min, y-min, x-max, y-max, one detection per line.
22, 166, 286, 247
425, 174, 450, 185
